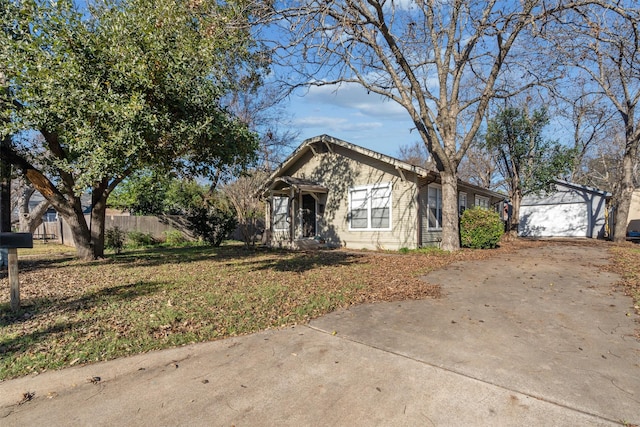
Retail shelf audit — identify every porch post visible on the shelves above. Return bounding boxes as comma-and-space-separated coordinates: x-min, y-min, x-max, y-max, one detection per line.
298, 191, 303, 239
289, 188, 295, 243
268, 190, 273, 232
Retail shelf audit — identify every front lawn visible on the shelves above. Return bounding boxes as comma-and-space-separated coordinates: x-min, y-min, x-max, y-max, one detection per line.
1, 243, 448, 380
2, 239, 637, 381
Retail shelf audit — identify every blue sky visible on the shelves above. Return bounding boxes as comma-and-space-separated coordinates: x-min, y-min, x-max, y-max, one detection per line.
284, 83, 421, 158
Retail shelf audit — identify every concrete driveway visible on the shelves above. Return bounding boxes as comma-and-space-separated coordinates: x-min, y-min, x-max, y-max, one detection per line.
1, 242, 638, 426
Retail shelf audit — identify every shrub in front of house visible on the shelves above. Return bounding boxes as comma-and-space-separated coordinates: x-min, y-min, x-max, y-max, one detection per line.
105, 226, 126, 254
186, 206, 237, 247
460, 207, 504, 249
127, 231, 157, 247
163, 230, 189, 246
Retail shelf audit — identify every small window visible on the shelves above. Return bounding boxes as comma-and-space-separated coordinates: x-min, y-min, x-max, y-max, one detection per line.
475, 195, 490, 209
349, 184, 392, 230
428, 185, 442, 229
459, 192, 467, 216
273, 196, 289, 230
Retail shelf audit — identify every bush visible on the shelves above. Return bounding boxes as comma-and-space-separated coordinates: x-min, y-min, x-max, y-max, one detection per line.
460, 207, 504, 249
105, 226, 126, 254
127, 231, 156, 247
186, 206, 237, 247
163, 230, 188, 246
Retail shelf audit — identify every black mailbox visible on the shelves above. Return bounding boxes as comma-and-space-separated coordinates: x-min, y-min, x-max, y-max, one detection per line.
0, 232, 34, 249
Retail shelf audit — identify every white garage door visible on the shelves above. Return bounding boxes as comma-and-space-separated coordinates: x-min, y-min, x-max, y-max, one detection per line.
519, 203, 588, 237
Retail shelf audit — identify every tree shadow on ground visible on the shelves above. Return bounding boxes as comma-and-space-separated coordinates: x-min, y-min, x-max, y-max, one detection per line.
0, 280, 166, 327
241, 249, 366, 273
0, 245, 249, 276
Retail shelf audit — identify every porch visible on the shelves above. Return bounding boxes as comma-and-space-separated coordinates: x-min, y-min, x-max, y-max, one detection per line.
263, 176, 328, 249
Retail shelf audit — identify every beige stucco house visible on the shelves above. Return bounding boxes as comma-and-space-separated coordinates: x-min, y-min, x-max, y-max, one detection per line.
259, 135, 505, 250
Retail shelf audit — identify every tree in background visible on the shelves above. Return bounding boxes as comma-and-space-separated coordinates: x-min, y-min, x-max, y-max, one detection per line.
486, 106, 575, 235
221, 170, 268, 247
544, 3, 640, 242
1, 0, 264, 259
226, 85, 299, 173
108, 171, 210, 217
458, 143, 497, 191
395, 142, 434, 171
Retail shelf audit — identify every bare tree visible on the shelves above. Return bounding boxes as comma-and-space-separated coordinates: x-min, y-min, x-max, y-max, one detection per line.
545, 2, 640, 241
458, 143, 497, 191
226, 85, 299, 172
548, 78, 616, 183
579, 129, 639, 195
271, 0, 598, 250
395, 141, 434, 170
221, 171, 268, 247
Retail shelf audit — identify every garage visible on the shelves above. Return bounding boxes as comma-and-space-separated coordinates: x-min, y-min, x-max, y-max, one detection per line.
518, 180, 611, 238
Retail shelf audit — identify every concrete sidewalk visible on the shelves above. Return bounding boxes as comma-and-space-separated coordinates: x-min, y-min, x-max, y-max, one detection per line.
1, 243, 638, 426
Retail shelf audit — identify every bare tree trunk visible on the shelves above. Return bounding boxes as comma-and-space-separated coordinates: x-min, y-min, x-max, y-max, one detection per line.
509, 189, 522, 237
90, 188, 107, 258
64, 209, 94, 259
17, 186, 51, 233
440, 170, 460, 251
22, 169, 95, 259
613, 148, 636, 242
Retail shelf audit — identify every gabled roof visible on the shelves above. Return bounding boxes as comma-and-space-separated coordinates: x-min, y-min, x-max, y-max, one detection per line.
259, 134, 430, 197
553, 179, 612, 198
259, 134, 505, 199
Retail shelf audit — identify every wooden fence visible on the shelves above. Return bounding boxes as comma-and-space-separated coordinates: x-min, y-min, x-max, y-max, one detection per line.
49, 215, 194, 247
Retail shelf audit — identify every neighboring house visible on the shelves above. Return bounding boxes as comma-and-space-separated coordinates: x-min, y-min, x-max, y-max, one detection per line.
518, 180, 611, 239
258, 135, 504, 250
626, 190, 640, 238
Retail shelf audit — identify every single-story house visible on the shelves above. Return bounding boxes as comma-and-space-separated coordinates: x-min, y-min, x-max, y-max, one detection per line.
259, 134, 505, 250
518, 180, 611, 239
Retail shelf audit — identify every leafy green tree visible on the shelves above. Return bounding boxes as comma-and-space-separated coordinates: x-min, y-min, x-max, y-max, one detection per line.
1, 0, 263, 259
108, 171, 172, 216
486, 107, 575, 235
109, 172, 210, 216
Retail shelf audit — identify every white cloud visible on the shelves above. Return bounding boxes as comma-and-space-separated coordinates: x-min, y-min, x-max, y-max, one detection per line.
293, 115, 383, 133
301, 83, 409, 119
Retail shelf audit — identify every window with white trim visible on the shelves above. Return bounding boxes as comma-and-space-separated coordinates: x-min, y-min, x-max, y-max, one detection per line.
349, 183, 392, 230
273, 196, 289, 230
475, 195, 490, 209
428, 185, 443, 229
459, 192, 467, 216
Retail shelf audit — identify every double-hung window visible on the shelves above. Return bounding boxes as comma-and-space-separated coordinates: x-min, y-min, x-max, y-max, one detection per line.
273, 196, 289, 230
349, 184, 391, 230
475, 195, 490, 209
428, 185, 443, 229
459, 192, 467, 216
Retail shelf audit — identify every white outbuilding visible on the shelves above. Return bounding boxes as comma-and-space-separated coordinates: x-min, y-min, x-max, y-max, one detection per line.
519, 180, 611, 239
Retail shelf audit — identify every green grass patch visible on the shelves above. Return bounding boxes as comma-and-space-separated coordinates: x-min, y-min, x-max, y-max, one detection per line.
1, 244, 442, 379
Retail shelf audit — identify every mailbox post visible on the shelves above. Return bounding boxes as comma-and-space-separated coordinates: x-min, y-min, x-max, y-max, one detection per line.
0, 233, 33, 311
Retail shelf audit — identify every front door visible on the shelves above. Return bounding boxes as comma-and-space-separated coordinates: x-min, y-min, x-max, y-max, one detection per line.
301, 194, 316, 238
